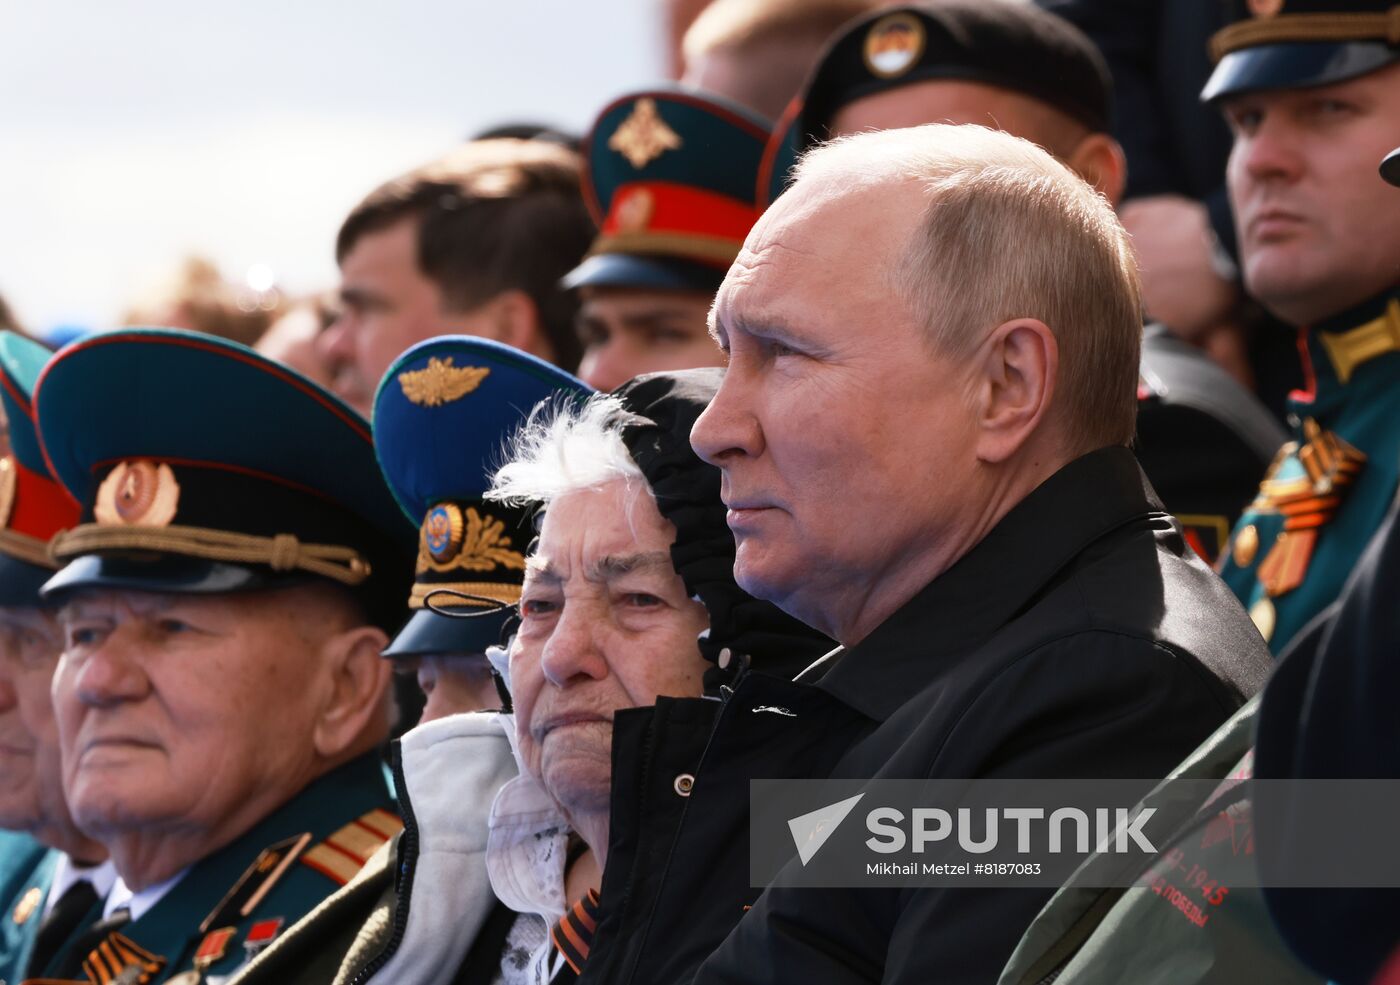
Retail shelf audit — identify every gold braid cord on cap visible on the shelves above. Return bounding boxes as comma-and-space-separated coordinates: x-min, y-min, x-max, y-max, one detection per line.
0, 528, 60, 569
409, 581, 523, 609
50, 524, 371, 586
1211, 8, 1400, 61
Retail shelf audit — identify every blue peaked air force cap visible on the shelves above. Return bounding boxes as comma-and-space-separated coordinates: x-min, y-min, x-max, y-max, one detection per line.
373, 337, 592, 659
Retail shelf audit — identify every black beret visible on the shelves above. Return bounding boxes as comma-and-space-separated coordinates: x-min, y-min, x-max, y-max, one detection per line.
612, 369, 833, 687
796, 0, 1111, 147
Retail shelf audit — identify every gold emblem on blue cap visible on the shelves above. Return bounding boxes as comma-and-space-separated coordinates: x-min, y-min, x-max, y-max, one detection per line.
398, 358, 490, 408
863, 12, 926, 79
416, 506, 525, 574
608, 98, 683, 169
1248, 0, 1284, 16
423, 503, 465, 563
95, 461, 181, 527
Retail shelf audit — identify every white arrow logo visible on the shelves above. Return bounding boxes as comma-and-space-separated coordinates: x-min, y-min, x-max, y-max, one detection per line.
788, 793, 865, 865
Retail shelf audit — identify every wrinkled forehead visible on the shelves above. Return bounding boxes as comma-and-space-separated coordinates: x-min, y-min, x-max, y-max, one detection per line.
527, 479, 677, 582
715, 179, 921, 328
58, 588, 183, 618
0, 605, 59, 636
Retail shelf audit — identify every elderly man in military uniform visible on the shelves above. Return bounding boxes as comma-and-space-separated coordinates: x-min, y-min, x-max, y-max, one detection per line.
0, 331, 116, 984
759, 0, 1287, 564
1203, 0, 1400, 653
24, 328, 413, 985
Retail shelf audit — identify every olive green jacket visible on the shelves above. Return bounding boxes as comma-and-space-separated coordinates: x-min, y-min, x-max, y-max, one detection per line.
997, 698, 1319, 985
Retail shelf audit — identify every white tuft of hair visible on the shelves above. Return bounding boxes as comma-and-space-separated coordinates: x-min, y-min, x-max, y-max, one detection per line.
486, 393, 646, 508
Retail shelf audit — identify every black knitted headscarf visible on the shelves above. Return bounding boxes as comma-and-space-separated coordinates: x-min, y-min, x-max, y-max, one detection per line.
612, 368, 833, 689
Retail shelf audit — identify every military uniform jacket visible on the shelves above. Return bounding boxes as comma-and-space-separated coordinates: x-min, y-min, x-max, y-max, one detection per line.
661, 447, 1272, 985
227, 712, 517, 985
0, 833, 56, 984
28, 753, 399, 985
1220, 288, 1400, 653
996, 697, 1319, 985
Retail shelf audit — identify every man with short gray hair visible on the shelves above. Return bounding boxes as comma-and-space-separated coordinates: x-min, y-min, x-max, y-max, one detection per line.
676, 123, 1273, 984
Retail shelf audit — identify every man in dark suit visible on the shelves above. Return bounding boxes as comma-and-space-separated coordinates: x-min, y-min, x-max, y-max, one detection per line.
673, 121, 1273, 985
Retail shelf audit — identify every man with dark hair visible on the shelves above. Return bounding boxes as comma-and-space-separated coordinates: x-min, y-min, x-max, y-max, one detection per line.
318, 139, 595, 413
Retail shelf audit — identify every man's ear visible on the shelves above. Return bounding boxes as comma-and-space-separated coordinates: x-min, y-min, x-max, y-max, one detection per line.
311, 626, 393, 760
486, 290, 551, 362
1066, 133, 1128, 208
972, 318, 1058, 465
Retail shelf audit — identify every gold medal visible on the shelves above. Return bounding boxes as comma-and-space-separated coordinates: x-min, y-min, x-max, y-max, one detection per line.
1250, 597, 1276, 643
1232, 524, 1260, 568
12, 885, 41, 925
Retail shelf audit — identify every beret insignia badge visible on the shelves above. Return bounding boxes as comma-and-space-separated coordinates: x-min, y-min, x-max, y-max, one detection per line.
398, 358, 490, 407
95, 461, 180, 527
417, 506, 525, 574
608, 98, 683, 169
864, 12, 925, 79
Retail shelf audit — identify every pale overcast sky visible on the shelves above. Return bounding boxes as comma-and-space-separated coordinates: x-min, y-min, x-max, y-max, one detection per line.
0, 0, 663, 333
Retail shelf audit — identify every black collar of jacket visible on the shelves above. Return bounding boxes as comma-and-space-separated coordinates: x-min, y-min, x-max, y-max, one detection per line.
812, 446, 1162, 722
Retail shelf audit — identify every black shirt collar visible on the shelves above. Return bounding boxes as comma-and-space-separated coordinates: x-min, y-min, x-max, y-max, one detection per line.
813, 446, 1162, 722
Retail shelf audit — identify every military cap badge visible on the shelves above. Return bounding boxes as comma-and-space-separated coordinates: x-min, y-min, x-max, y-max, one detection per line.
608, 97, 683, 169
94, 460, 181, 527
397, 357, 490, 407
864, 12, 926, 78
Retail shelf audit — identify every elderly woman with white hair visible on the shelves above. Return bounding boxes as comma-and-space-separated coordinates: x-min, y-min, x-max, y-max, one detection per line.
479, 369, 830, 983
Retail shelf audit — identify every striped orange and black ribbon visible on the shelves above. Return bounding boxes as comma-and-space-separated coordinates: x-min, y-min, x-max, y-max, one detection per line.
80, 931, 165, 985
549, 889, 602, 974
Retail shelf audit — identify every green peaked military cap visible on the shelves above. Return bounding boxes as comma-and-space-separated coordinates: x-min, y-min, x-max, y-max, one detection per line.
373, 336, 592, 658
0, 332, 81, 607
1202, 0, 1400, 103
564, 85, 773, 295
33, 328, 415, 629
